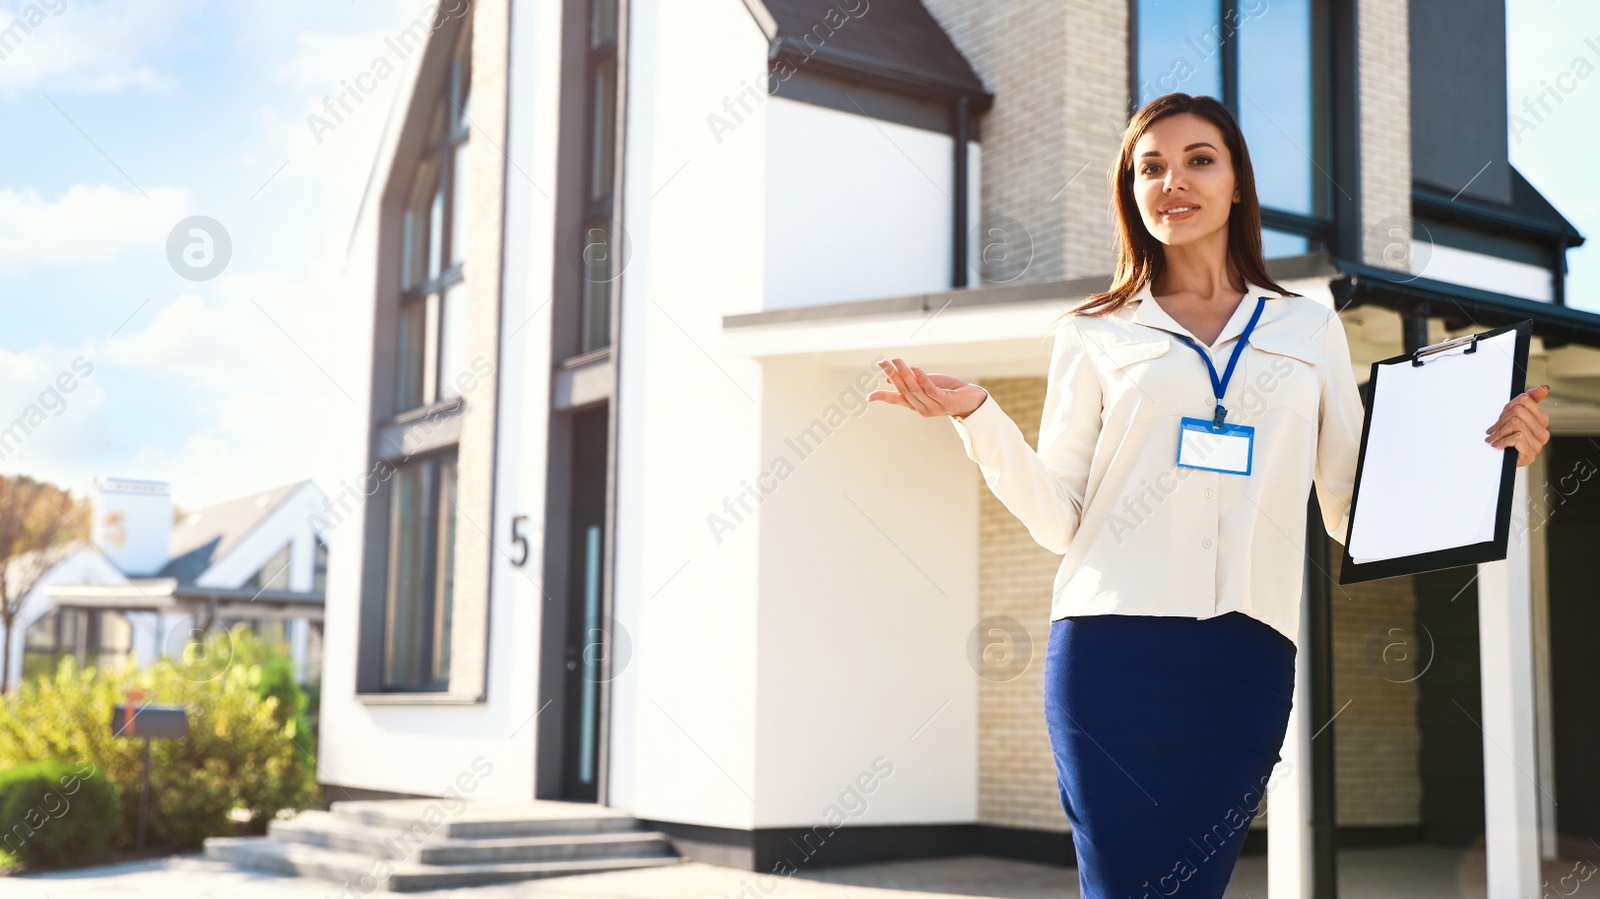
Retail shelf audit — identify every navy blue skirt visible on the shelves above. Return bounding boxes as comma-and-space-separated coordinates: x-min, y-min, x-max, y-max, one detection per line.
1044, 611, 1295, 899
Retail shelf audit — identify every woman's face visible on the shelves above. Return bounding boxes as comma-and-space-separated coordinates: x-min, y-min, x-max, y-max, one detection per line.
1130, 113, 1238, 248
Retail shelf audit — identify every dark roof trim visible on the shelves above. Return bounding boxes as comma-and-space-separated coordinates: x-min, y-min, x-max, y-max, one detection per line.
1329, 258, 1600, 350
778, 66, 981, 139
772, 39, 994, 112
172, 584, 325, 606
741, 0, 993, 112
1414, 166, 1585, 248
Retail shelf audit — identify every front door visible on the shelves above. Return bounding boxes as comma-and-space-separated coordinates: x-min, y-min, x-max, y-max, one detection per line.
559, 405, 609, 801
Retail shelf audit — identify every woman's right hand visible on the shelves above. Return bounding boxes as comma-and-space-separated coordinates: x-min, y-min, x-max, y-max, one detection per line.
867, 357, 988, 419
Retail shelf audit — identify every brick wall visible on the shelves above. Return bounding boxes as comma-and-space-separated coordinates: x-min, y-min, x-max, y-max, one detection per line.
971, 377, 1070, 832
447, 0, 509, 700
1327, 551, 1423, 827
1360, 0, 1413, 268
920, 0, 1129, 283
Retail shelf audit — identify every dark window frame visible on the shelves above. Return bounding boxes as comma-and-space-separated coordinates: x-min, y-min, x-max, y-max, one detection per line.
361, 8, 475, 697
244, 541, 294, 592
576, 0, 620, 357
378, 447, 459, 693
396, 19, 474, 416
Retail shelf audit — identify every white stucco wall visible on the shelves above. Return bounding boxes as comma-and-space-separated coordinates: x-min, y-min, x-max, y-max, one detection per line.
609, 0, 983, 831
751, 357, 981, 827
606, 0, 771, 829
763, 97, 982, 310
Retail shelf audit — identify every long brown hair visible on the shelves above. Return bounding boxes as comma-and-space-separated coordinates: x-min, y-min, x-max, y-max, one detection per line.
1060, 93, 1299, 321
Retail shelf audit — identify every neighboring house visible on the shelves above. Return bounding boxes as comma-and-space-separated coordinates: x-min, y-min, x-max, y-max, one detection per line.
11, 477, 330, 687
309, 0, 1595, 894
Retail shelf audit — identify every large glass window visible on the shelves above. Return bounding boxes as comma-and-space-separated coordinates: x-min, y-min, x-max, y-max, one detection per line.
578, 0, 620, 355
1135, 0, 1223, 106
382, 452, 458, 691
1135, 0, 1331, 254
438, 281, 469, 401
396, 19, 473, 414
244, 542, 293, 591
374, 12, 472, 693
23, 608, 131, 681
312, 534, 329, 593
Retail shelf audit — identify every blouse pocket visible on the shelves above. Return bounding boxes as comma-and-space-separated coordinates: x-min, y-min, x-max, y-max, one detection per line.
1095, 336, 1172, 372
1236, 331, 1323, 424
1088, 335, 1176, 420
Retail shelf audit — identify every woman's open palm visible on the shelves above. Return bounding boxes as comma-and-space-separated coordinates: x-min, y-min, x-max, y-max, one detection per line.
868, 357, 988, 418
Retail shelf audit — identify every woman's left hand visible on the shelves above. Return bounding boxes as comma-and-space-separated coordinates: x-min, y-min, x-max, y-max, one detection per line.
1486, 383, 1552, 467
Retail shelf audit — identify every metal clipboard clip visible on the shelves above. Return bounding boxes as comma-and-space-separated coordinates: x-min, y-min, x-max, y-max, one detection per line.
1410, 333, 1479, 366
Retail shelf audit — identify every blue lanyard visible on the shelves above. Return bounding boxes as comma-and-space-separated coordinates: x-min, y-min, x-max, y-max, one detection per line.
1173, 295, 1268, 431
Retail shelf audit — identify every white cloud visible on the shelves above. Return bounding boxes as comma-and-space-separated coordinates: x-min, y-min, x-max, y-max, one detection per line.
132, 404, 347, 512
0, 1, 445, 508
249, 27, 423, 208
8, 274, 365, 509
0, 342, 112, 497
275, 29, 399, 94
77, 244, 369, 508
0, 184, 192, 272
0, 0, 200, 95
92, 282, 353, 398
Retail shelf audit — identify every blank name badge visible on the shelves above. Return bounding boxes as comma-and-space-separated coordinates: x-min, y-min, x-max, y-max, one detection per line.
1175, 417, 1255, 476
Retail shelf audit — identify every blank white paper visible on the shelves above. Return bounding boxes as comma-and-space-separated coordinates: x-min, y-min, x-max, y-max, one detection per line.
1348, 330, 1518, 563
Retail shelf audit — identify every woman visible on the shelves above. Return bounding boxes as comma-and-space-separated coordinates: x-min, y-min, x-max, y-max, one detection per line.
866, 93, 1551, 897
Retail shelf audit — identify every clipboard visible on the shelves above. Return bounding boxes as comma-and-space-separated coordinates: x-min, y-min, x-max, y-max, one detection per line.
1337, 318, 1532, 585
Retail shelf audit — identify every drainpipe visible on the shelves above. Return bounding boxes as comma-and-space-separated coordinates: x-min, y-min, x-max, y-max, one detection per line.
951, 94, 969, 289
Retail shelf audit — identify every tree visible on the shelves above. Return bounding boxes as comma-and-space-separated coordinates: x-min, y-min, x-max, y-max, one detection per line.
0, 476, 85, 693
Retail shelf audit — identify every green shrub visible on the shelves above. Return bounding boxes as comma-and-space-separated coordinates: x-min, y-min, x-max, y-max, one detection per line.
0, 628, 319, 853
0, 758, 119, 867
228, 627, 315, 762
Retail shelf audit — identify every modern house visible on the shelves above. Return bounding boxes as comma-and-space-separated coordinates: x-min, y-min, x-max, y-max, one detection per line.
12, 477, 329, 687
293, 0, 1597, 894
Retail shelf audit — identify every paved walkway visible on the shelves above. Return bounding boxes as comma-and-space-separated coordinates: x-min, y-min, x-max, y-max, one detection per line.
7, 853, 1072, 899
1, 844, 1577, 898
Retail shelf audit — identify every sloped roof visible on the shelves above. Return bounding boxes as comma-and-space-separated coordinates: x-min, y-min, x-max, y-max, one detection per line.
3, 540, 86, 602
1506, 166, 1585, 246
744, 0, 992, 110
159, 480, 310, 586
1414, 164, 1585, 248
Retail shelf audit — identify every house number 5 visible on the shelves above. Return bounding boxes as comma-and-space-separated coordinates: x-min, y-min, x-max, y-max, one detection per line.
510, 514, 530, 567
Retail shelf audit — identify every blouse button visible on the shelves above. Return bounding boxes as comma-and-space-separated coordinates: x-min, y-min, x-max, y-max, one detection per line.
1202, 539, 1212, 548
1205, 397, 1215, 406
1204, 489, 1214, 498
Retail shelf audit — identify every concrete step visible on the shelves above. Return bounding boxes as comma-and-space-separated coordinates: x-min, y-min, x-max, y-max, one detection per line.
327, 798, 641, 839
268, 809, 677, 864
204, 837, 686, 893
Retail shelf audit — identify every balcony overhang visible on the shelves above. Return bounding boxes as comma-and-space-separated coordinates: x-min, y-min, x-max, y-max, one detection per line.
1325, 259, 1600, 350
45, 579, 325, 624
719, 255, 1342, 374
722, 253, 1600, 367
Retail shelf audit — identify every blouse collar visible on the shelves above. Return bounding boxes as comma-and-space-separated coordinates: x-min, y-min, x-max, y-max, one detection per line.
1127, 278, 1279, 350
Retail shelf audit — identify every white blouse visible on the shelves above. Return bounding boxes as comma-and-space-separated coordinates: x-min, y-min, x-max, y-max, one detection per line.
949, 279, 1366, 649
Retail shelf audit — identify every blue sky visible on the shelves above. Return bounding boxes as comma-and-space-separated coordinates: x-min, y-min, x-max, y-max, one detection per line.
0, 0, 1595, 512
0, 0, 419, 510
1507, 0, 1600, 306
